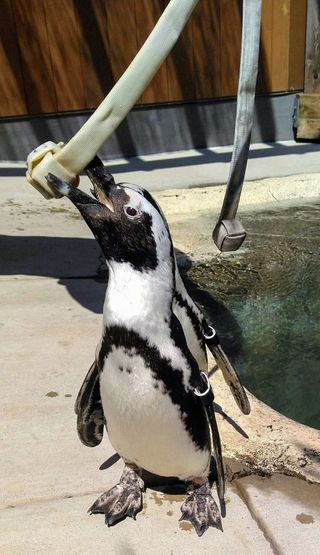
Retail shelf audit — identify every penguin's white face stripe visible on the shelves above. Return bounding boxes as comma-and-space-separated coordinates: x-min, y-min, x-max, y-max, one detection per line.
118, 182, 144, 195
121, 186, 170, 260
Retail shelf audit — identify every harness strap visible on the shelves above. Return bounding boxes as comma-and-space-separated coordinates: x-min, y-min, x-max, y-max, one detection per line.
213, 0, 262, 252
194, 372, 225, 506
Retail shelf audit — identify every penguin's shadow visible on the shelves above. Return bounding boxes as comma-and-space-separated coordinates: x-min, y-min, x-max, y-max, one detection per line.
0, 234, 106, 313
213, 401, 249, 439
1, 235, 244, 360
1, 231, 245, 519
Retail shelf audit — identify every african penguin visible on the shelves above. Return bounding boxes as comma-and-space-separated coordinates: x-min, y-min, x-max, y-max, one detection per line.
46, 157, 249, 537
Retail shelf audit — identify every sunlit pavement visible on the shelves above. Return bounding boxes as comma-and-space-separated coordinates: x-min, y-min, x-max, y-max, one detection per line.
1, 156, 320, 554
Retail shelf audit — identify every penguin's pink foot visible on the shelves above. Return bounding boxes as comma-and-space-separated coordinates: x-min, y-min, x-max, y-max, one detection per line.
88, 465, 144, 526
180, 481, 222, 536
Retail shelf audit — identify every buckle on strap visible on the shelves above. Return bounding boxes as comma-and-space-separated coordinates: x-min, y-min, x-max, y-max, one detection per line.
193, 372, 215, 407
204, 325, 216, 340
203, 324, 219, 346
194, 372, 210, 397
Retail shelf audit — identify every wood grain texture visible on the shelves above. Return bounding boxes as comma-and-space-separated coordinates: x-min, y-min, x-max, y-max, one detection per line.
105, 0, 138, 84
288, 0, 307, 91
135, 0, 168, 104
304, 0, 320, 94
167, 9, 195, 101
0, 0, 27, 116
74, 0, 114, 108
193, 0, 221, 98
0, 0, 309, 116
220, 0, 241, 97
44, 0, 86, 111
257, 0, 273, 94
14, 0, 57, 114
270, 0, 291, 92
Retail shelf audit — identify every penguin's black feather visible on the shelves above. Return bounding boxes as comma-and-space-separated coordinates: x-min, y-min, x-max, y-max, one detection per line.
75, 361, 104, 447
98, 324, 211, 452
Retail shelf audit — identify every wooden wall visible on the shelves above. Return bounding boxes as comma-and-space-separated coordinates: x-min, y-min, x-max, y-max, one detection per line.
0, 0, 307, 117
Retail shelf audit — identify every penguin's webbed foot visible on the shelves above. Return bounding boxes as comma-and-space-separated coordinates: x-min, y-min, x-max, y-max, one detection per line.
180, 481, 222, 537
88, 465, 144, 526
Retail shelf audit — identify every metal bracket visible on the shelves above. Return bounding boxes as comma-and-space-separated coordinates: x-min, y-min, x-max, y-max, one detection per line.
212, 219, 246, 252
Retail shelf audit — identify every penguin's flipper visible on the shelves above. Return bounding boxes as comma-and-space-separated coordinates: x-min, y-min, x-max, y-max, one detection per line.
203, 323, 251, 415
210, 343, 251, 416
74, 361, 104, 447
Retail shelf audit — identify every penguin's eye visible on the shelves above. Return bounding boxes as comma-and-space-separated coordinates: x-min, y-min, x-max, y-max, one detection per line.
124, 205, 141, 219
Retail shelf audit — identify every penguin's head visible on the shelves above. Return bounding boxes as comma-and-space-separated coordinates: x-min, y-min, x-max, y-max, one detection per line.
46, 160, 173, 272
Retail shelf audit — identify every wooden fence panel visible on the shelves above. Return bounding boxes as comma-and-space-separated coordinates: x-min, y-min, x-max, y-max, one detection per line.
44, 0, 85, 112
220, 0, 241, 97
0, 0, 27, 116
270, 0, 291, 91
105, 0, 138, 84
44, 0, 86, 112
257, 0, 273, 93
14, 0, 57, 114
193, 0, 221, 99
167, 12, 195, 101
135, 0, 169, 104
0, 0, 307, 117
67, 0, 112, 109
288, 0, 307, 90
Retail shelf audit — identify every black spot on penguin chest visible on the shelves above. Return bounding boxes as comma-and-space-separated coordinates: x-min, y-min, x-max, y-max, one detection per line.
98, 325, 210, 451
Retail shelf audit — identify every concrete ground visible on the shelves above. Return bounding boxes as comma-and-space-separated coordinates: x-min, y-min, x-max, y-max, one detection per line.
1, 145, 320, 554
2, 139, 320, 189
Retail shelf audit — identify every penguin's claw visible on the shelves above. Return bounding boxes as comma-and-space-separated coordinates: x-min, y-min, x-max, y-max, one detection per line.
88, 466, 144, 526
180, 482, 222, 537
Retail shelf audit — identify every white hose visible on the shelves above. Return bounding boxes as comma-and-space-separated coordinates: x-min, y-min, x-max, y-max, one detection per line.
27, 0, 199, 198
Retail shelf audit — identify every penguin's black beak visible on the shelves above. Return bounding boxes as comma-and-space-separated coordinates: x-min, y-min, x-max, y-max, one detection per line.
85, 158, 115, 214
46, 157, 115, 215
46, 158, 119, 249
45, 171, 115, 245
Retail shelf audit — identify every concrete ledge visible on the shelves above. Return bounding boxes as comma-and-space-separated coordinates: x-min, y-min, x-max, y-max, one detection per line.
211, 367, 320, 485
235, 474, 320, 554
153, 172, 320, 261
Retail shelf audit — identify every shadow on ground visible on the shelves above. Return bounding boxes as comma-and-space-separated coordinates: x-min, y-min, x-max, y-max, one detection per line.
0, 234, 106, 313
1, 142, 320, 177
0, 234, 242, 362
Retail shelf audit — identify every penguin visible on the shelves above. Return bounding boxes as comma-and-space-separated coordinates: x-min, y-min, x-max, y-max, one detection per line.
46, 158, 250, 537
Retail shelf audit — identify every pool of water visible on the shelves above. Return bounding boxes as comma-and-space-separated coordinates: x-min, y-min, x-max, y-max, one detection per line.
187, 200, 320, 430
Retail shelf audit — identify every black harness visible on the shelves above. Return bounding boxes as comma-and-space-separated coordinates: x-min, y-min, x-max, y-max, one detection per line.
193, 368, 225, 511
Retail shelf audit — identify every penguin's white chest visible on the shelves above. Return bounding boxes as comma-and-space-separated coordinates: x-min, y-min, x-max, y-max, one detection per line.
100, 347, 210, 481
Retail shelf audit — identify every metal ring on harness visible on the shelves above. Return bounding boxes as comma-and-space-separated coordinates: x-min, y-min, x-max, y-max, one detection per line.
194, 372, 211, 397
203, 325, 216, 340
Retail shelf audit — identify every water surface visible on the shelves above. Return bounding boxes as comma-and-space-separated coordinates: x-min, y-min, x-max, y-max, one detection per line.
187, 200, 320, 429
